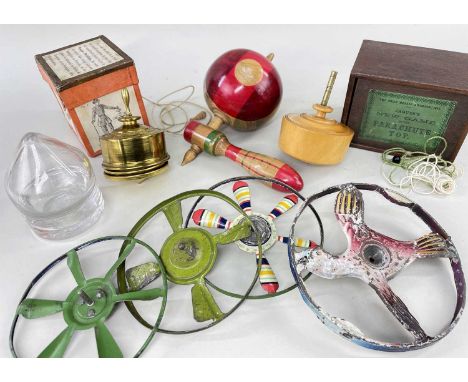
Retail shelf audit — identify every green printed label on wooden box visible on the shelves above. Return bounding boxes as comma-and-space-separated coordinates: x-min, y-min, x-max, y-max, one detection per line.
359, 90, 456, 151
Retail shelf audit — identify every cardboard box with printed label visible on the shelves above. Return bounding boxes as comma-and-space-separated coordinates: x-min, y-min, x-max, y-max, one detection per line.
36, 35, 149, 157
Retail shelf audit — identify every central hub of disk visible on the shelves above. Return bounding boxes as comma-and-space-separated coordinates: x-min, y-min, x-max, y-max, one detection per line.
361, 242, 391, 269
161, 228, 217, 284
232, 213, 277, 254
64, 279, 115, 330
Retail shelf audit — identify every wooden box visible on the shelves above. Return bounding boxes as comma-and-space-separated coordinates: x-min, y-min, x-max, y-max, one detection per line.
342, 40, 468, 161
36, 35, 149, 157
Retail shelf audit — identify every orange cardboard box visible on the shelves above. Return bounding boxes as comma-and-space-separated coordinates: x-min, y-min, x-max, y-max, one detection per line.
36, 35, 149, 157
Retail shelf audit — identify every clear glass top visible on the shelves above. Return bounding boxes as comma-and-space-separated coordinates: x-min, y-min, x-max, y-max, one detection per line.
5, 133, 96, 218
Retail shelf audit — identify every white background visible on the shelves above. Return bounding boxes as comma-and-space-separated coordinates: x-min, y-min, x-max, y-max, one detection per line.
1, 25, 467, 358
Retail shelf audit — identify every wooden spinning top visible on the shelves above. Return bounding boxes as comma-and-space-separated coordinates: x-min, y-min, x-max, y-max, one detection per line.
204, 49, 282, 131
182, 49, 282, 166
279, 71, 354, 165
184, 121, 303, 192
100, 88, 170, 180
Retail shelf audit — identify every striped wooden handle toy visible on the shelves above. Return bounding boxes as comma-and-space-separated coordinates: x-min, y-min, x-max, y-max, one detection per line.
183, 121, 303, 192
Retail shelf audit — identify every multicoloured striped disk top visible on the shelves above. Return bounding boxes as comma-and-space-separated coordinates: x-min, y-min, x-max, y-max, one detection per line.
204, 49, 282, 131
190, 179, 318, 295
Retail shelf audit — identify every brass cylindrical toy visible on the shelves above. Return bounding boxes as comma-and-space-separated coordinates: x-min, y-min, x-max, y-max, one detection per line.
279, 71, 354, 165
100, 88, 170, 180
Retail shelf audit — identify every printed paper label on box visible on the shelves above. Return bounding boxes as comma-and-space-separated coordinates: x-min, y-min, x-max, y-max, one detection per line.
43, 38, 124, 81
359, 90, 456, 152
75, 86, 142, 151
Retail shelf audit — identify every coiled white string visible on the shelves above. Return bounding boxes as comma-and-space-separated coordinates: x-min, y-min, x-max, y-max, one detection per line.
381, 136, 463, 196
143, 85, 211, 134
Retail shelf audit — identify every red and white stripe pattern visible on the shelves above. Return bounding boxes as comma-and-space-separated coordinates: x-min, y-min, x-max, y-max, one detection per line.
268, 194, 298, 220
192, 209, 232, 229
233, 181, 252, 215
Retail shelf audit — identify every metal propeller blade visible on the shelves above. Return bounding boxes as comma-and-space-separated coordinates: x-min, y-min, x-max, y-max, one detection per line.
277, 235, 318, 248
370, 278, 430, 342
113, 287, 165, 302
335, 185, 365, 226
126, 261, 161, 291
67, 249, 86, 286
95, 322, 123, 358
163, 199, 184, 232
192, 208, 233, 229
414, 233, 452, 258
233, 181, 252, 215
191, 281, 224, 322
17, 298, 65, 319
268, 194, 298, 220
38, 326, 75, 358
213, 218, 251, 245
257, 255, 279, 294
105, 239, 136, 280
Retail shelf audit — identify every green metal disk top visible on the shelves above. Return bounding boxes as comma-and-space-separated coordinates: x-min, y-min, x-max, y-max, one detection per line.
117, 189, 263, 333
11, 236, 168, 358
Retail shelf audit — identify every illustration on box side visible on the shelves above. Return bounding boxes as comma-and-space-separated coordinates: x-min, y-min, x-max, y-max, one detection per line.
75, 86, 142, 152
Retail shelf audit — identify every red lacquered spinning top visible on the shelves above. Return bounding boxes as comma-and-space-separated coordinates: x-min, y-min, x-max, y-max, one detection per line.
182, 49, 282, 165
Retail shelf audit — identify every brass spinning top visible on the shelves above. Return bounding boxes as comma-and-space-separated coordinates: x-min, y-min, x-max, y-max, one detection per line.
100, 88, 170, 180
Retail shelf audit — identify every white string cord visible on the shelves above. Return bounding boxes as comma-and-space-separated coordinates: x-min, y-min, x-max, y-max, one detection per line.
381, 137, 462, 196
143, 85, 211, 134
